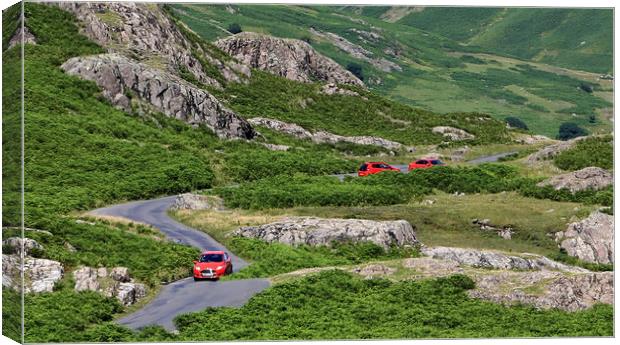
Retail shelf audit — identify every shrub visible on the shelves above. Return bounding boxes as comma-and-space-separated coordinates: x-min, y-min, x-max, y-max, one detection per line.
227, 23, 242, 34
557, 122, 587, 140
505, 116, 528, 130
553, 135, 612, 170
579, 82, 593, 93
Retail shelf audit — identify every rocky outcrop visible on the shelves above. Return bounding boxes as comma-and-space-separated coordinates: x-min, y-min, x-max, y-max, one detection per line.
61, 54, 255, 139
56, 2, 246, 87
215, 32, 363, 86
352, 264, 395, 279
536, 167, 612, 192
421, 246, 587, 273
310, 28, 401, 73
469, 270, 613, 311
2, 254, 63, 293
472, 219, 514, 240
171, 193, 224, 211
515, 134, 552, 145
73, 266, 147, 306
432, 126, 475, 141
320, 83, 360, 97
7, 25, 37, 49
248, 117, 404, 151
555, 211, 614, 264
260, 143, 291, 151
234, 217, 418, 249
2, 237, 43, 256
526, 136, 586, 163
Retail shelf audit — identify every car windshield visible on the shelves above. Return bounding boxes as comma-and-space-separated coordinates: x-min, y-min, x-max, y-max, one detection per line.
431, 160, 443, 165
199, 254, 224, 262
417, 160, 428, 164
374, 164, 390, 168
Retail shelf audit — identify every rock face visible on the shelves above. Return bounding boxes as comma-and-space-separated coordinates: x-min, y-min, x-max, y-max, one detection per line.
432, 126, 475, 141
555, 211, 614, 264
215, 32, 363, 86
8, 25, 37, 49
515, 134, 552, 145
352, 264, 396, 279
469, 270, 613, 312
171, 193, 224, 211
56, 2, 247, 87
2, 237, 43, 256
73, 266, 147, 306
2, 254, 64, 293
526, 136, 585, 163
234, 217, 418, 249
421, 246, 587, 273
309, 28, 401, 73
320, 83, 360, 97
61, 54, 255, 139
536, 167, 612, 192
248, 117, 404, 151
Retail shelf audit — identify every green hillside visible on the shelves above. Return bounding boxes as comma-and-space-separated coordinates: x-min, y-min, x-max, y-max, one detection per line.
171, 4, 612, 138
394, 7, 613, 74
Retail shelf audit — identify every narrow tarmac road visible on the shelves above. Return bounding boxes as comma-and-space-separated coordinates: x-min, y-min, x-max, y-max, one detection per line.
90, 197, 270, 331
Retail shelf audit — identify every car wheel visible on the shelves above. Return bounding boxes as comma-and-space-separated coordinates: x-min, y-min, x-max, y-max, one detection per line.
228, 265, 233, 274
193, 277, 199, 281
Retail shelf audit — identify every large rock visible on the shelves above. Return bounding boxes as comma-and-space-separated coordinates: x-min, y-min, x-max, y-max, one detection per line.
234, 217, 418, 249
248, 117, 404, 150
56, 2, 247, 87
171, 193, 224, 211
73, 266, 147, 306
2, 237, 43, 256
7, 25, 37, 49
469, 270, 613, 311
215, 32, 363, 86
2, 254, 63, 293
536, 167, 612, 192
61, 54, 255, 139
421, 246, 587, 273
555, 211, 614, 264
432, 126, 475, 141
526, 136, 586, 163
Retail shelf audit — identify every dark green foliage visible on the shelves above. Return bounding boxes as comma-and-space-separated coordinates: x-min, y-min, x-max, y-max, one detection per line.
553, 135, 612, 170
228, 23, 242, 34
224, 71, 511, 146
398, 8, 504, 41
459, 55, 486, 64
505, 116, 528, 130
226, 237, 419, 279
557, 122, 588, 140
579, 82, 593, 93
548, 250, 613, 272
346, 62, 364, 81
2, 2, 21, 50
174, 270, 613, 340
2, 289, 22, 343
24, 290, 123, 343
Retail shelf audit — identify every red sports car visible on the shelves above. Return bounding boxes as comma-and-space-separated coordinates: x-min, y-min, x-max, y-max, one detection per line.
358, 162, 400, 177
193, 250, 233, 280
408, 159, 445, 171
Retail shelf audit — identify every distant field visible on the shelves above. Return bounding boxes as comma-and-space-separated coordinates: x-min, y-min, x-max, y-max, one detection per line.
173, 4, 612, 137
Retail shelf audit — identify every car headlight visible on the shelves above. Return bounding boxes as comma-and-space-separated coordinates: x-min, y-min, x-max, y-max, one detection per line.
194, 266, 201, 271
216, 266, 223, 270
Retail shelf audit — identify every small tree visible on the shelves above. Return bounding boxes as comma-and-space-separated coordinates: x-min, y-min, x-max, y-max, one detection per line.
505, 116, 528, 130
579, 82, 593, 93
346, 62, 364, 81
588, 114, 597, 124
227, 23, 242, 34
557, 122, 587, 140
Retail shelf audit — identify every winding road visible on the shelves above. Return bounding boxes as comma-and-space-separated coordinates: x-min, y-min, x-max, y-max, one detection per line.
90, 151, 517, 331
90, 197, 270, 331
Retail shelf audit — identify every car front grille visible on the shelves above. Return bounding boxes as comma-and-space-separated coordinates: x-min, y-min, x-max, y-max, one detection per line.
201, 269, 214, 275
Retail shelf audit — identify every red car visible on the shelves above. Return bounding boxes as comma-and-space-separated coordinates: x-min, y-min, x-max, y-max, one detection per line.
408, 159, 445, 171
358, 162, 400, 177
193, 250, 233, 281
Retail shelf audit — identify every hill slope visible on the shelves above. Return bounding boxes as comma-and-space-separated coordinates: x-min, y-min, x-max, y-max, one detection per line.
171, 4, 612, 137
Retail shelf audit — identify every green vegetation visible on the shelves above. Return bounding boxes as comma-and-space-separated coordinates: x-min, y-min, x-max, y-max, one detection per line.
557, 122, 588, 140
227, 22, 242, 34
224, 238, 418, 279
396, 7, 613, 74
173, 271, 612, 339
172, 4, 613, 137
553, 135, 613, 170
505, 116, 528, 130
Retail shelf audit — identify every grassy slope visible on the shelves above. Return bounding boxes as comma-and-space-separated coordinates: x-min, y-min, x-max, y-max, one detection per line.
172, 4, 612, 137
394, 7, 613, 74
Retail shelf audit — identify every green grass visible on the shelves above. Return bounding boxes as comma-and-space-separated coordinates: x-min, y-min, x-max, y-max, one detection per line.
553, 135, 613, 170
173, 271, 612, 339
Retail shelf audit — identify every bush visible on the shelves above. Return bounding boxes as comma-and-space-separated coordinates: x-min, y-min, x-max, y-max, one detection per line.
227, 23, 242, 34
557, 122, 587, 140
174, 270, 613, 340
579, 82, 593, 93
505, 116, 528, 130
553, 135, 612, 170
346, 62, 364, 81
